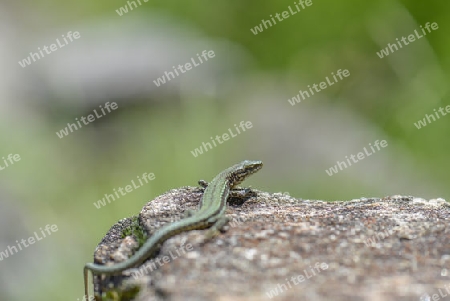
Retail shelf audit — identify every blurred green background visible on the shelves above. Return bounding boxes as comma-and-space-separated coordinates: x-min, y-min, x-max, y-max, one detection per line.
0, 0, 449, 300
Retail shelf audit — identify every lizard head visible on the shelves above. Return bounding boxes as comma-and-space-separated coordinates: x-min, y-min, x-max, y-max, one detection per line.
229, 160, 263, 186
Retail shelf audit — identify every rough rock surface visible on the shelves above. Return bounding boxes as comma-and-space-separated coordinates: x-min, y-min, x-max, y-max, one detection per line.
92, 187, 450, 301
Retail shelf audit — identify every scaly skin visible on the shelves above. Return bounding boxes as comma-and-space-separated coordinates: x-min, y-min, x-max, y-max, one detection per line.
84, 160, 263, 299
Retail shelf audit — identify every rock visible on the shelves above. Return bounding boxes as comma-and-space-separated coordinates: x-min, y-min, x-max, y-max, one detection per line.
91, 188, 450, 301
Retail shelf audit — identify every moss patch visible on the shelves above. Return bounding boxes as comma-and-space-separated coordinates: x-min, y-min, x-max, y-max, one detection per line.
120, 216, 148, 248
99, 284, 140, 301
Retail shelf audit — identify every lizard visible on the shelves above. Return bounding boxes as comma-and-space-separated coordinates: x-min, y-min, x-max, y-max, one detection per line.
84, 160, 263, 299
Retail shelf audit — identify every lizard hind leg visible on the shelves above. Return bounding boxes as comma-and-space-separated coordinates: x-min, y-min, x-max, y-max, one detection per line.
204, 216, 230, 240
